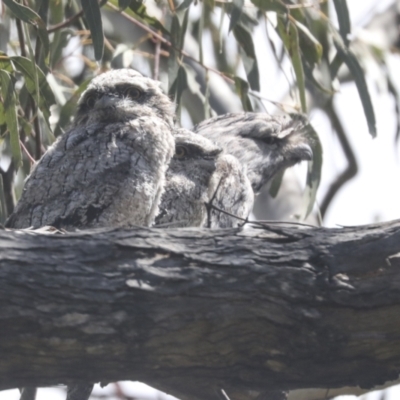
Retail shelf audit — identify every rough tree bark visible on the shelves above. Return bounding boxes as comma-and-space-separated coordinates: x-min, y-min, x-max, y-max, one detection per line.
1, 221, 400, 400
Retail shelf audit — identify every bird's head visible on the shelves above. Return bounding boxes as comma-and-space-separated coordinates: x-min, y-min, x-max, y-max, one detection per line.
170, 128, 222, 175
237, 113, 314, 192
194, 113, 314, 193
74, 69, 175, 127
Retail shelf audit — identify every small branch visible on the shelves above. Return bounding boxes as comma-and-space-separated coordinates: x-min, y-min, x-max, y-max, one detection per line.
2, 222, 400, 399
47, 10, 84, 33
153, 37, 161, 81
19, 140, 36, 165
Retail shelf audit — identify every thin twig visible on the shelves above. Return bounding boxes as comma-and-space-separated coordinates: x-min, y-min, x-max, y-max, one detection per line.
205, 178, 224, 228
47, 10, 84, 33
19, 140, 36, 165
153, 36, 161, 81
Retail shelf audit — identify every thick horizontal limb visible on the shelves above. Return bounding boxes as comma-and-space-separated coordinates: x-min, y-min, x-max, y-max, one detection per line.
1, 221, 400, 399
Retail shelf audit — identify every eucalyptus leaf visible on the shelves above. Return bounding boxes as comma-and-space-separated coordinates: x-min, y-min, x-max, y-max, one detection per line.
269, 169, 284, 198
2, 0, 49, 59
331, 29, 376, 137
228, 0, 244, 32
295, 115, 323, 219
332, 0, 351, 46
11, 56, 56, 124
80, 0, 104, 61
168, 15, 181, 92
54, 78, 91, 137
128, 0, 169, 35
277, 17, 307, 112
250, 0, 287, 13
118, 0, 132, 10
0, 52, 13, 72
176, 0, 193, 11
233, 24, 260, 91
292, 19, 322, 65
0, 102, 5, 125
0, 174, 7, 224
234, 76, 253, 111
0, 70, 21, 167
176, 65, 188, 110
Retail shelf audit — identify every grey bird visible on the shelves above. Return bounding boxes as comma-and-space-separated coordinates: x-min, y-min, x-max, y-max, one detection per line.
6, 69, 175, 230
6, 69, 176, 400
193, 112, 314, 194
156, 128, 254, 228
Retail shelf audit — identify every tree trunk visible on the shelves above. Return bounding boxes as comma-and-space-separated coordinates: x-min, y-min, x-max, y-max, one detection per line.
1, 221, 400, 400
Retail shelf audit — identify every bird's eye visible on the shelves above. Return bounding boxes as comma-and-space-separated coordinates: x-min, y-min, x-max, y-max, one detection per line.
125, 87, 142, 100
85, 95, 96, 108
175, 146, 188, 159
263, 136, 277, 145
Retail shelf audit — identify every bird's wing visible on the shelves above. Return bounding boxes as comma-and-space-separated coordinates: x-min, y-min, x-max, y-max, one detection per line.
7, 120, 167, 230
206, 154, 254, 228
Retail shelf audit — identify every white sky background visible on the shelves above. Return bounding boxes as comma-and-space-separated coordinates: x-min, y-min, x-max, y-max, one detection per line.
2, 0, 400, 399
304, 0, 400, 227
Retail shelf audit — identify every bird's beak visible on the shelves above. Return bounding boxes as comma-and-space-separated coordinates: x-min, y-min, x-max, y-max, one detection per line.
298, 143, 313, 161
94, 95, 117, 110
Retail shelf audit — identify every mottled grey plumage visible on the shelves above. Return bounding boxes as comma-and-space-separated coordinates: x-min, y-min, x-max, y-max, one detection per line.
6, 69, 175, 230
193, 113, 313, 194
7, 69, 176, 400
156, 128, 254, 228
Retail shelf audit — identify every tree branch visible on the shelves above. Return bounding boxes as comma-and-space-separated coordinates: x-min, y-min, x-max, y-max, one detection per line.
1, 222, 400, 400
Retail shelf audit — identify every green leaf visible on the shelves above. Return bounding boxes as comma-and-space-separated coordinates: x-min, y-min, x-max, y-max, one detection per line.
54, 78, 92, 137
228, 0, 244, 32
11, 56, 56, 124
0, 53, 13, 72
168, 15, 181, 92
329, 53, 343, 79
269, 169, 284, 198
296, 116, 323, 219
49, 0, 71, 69
175, 65, 188, 112
50, 30, 71, 69
234, 76, 253, 111
204, 0, 215, 9
303, 62, 334, 95
0, 102, 6, 125
0, 174, 7, 224
292, 19, 322, 65
80, 0, 104, 61
177, 8, 189, 50
332, 0, 351, 46
0, 70, 21, 167
250, 0, 287, 13
128, 0, 169, 35
331, 29, 377, 137
176, 0, 193, 11
3, 0, 49, 59
277, 17, 307, 112
233, 24, 260, 91
118, 0, 132, 10
3, 0, 40, 23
